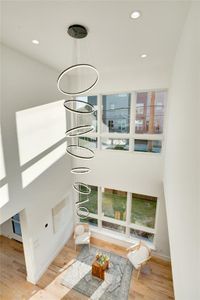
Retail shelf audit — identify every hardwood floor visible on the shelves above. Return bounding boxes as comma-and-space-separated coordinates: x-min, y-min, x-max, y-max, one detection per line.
0, 235, 174, 300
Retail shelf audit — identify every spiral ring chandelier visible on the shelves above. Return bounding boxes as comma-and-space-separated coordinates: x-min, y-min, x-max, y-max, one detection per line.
57, 24, 98, 219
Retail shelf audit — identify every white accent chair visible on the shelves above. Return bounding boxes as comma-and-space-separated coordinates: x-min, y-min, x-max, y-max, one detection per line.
127, 241, 151, 279
74, 223, 91, 251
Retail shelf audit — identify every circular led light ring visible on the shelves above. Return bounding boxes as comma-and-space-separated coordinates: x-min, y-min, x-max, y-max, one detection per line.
64, 99, 95, 114
66, 125, 94, 137
75, 198, 89, 206
66, 145, 94, 160
57, 64, 99, 96
71, 167, 91, 174
73, 182, 91, 195
76, 207, 90, 219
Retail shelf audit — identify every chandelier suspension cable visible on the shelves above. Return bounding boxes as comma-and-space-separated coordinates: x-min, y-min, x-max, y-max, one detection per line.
57, 24, 99, 219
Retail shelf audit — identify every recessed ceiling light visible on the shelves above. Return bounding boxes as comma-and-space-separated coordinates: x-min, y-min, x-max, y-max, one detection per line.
32, 39, 39, 45
140, 53, 147, 58
130, 10, 141, 19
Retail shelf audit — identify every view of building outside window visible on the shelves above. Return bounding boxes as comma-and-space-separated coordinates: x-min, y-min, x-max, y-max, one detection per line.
134, 139, 162, 153
102, 188, 127, 221
131, 193, 157, 228
102, 93, 131, 133
135, 90, 165, 134
101, 138, 129, 150
76, 95, 98, 131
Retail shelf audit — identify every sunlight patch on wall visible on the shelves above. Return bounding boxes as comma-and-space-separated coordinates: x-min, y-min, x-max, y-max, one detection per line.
0, 126, 6, 181
0, 184, 9, 208
22, 143, 66, 188
16, 100, 66, 166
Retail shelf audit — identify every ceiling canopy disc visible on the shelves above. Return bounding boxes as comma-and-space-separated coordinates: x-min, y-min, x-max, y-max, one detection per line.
71, 167, 91, 174
64, 99, 95, 114
57, 64, 99, 96
73, 182, 91, 195
68, 24, 88, 39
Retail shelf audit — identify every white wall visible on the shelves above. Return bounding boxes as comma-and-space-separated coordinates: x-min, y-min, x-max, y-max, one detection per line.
0, 218, 13, 238
164, 3, 200, 299
0, 44, 73, 283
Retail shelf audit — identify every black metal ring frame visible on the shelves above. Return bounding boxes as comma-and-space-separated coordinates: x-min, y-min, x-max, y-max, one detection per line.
57, 64, 99, 96
66, 124, 94, 137
60, 25, 99, 220
73, 182, 91, 195
71, 167, 91, 174
66, 145, 95, 160
64, 99, 95, 114
75, 198, 89, 205
76, 206, 90, 219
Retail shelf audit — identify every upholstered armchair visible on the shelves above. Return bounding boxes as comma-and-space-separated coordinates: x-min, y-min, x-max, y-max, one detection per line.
74, 223, 91, 251
127, 240, 151, 279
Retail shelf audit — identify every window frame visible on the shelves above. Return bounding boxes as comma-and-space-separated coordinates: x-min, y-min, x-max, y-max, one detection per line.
77, 186, 158, 246
75, 89, 167, 154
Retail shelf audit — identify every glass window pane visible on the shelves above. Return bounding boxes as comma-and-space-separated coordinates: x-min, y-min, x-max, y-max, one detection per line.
79, 185, 98, 214
102, 188, 127, 221
78, 137, 97, 149
131, 193, 157, 228
134, 140, 162, 153
130, 228, 154, 242
12, 221, 22, 236
12, 213, 20, 222
101, 138, 129, 151
80, 217, 98, 226
76, 96, 98, 132
102, 94, 131, 133
102, 221, 126, 234
135, 90, 166, 134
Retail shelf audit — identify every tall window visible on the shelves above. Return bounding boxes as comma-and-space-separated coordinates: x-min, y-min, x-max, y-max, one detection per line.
80, 187, 157, 243
80, 217, 98, 227
131, 193, 157, 228
135, 90, 165, 134
76, 96, 98, 132
101, 138, 129, 151
134, 140, 162, 153
102, 221, 126, 234
102, 188, 127, 221
11, 213, 22, 236
102, 93, 131, 133
79, 185, 98, 215
78, 137, 98, 149
73, 90, 166, 153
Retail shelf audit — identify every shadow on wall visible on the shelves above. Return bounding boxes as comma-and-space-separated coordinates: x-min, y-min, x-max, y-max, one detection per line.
0, 100, 67, 211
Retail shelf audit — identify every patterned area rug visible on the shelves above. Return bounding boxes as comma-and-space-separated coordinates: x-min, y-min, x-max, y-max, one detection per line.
61, 245, 133, 300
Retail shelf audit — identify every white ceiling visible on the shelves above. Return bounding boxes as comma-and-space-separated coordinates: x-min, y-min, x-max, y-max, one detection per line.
1, 1, 190, 78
